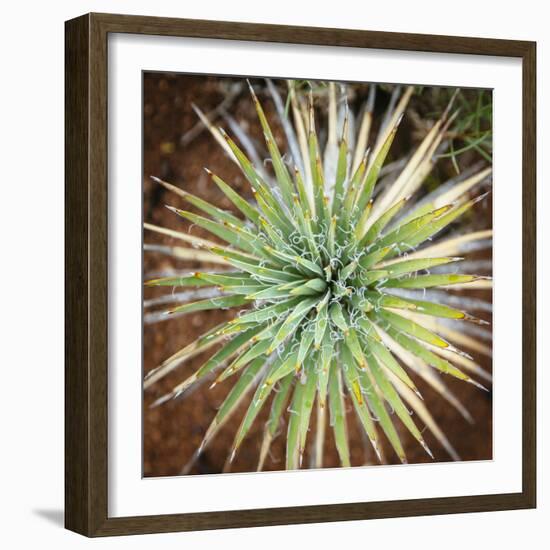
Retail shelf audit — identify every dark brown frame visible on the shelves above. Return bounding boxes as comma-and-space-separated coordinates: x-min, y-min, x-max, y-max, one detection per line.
65, 12, 537, 537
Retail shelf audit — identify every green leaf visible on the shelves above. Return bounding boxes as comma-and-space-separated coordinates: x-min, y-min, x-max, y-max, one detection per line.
218, 320, 260, 336
344, 328, 367, 368
360, 197, 408, 246
328, 363, 350, 467
219, 128, 286, 219
298, 360, 319, 460
258, 350, 299, 401
384, 325, 485, 389
375, 308, 451, 349
356, 315, 381, 340
366, 291, 472, 322
382, 273, 482, 289
263, 245, 324, 278
289, 278, 327, 296
352, 355, 407, 463
195, 325, 267, 379
341, 346, 381, 460
210, 249, 300, 284
353, 200, 374, 241
313, 296, 329, 349
329, 302, 348, 335
384, 257, 462, 278
296, 327, 315, 371
171, 208, 261, 255
317, 333, 334, 409
378, 295, 468, 320
269, 296, 320, 352
216, 338, 272, 383
200, 356, 266, 450
365, 291, 419, 311
245, 280, 303, 300
258, 374, 293, 471
308, 120, 327, 227
253, 190, 294, 237
169, 185, 247, 229
227, 296, 301, 326
326, 215, 337, 257
398, 193, 490, 251
367, 352, 432, 458
290, 193, 314, 243
286, 379, 305, 469
358, 245, 396, 270
145, 329, 227, 396
371, 205, 453, 251
259, 217, 297, 256
168, 294, 250, 316
264, 132, 296, 206
368, 338, 419, 395
331, 132, 349, 215
144, 273, 209, 287
208, 245, 261, 265
293, 167, 313, 216
225, 284, 271, 296
301, 210, 323, 263
248, 82, 295, 205
354, 114, 401, 215
340, 157, 366, 232
358, 269, 390, 286
194, 271, 255, 288
340, 260, 359, 282
229, 351, 293, 459
207, 169, 261, 226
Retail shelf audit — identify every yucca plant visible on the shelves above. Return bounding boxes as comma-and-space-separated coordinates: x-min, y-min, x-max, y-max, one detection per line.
144, 80, 492, 473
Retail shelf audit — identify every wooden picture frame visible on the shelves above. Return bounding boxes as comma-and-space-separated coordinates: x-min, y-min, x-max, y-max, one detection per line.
65, 12, 536, 537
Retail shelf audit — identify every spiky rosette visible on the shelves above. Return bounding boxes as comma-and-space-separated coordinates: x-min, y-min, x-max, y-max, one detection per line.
144, 80, 492, 472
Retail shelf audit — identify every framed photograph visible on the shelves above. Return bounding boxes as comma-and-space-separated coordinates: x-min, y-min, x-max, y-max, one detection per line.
65, 12, 536, 536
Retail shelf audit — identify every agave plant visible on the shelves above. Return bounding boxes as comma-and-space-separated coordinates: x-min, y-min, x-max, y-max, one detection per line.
144, 80, 492, 473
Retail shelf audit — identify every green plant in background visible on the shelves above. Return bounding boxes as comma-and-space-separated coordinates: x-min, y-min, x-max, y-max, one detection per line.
144, 80, 492, 472
428, 88, 492, 172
